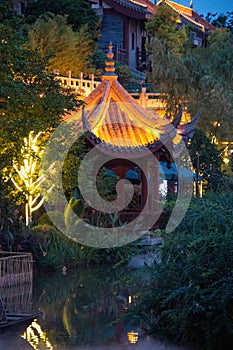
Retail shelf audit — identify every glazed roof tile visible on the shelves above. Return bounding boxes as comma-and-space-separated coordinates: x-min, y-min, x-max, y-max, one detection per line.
67, 43, 199, 154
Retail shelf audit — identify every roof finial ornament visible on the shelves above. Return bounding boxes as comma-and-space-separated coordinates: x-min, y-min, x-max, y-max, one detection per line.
190, 0, 193, 9
102, 41, 118, 80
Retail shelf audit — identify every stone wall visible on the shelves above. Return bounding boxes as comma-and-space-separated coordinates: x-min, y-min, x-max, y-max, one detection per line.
98, 11, 123, 53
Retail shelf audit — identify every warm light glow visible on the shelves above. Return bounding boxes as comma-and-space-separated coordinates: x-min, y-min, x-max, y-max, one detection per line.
213, 121, 221, 127
94, 123, 160, 148
223, 158, 229, 164
4, 131, 53, 226
128, 296, 132, 304
222, 146, 230, 164
128, 331, 139, 344
173, 133, 182, 145
22, 320, 53, 350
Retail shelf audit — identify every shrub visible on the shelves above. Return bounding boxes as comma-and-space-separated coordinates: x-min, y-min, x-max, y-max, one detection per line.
31, 225, 81, 270
26, 224, 137, 271
133, 192, 233, 349
38, 211, 66, 232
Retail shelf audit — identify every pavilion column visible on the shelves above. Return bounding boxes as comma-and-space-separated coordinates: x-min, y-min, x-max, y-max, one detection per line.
141, 161, 148, 212
113, 166, 130, 209
145, 159, 159, 213
151, 160, 159, 213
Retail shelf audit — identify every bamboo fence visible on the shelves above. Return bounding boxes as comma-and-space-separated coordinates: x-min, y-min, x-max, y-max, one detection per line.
0, 282, 33, 313
0, 251, 33, 312
0, 251, 33, 287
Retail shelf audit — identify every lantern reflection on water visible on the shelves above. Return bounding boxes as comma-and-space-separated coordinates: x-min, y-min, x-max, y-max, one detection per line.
22, 320, 53, 350
127, 331, 139, 344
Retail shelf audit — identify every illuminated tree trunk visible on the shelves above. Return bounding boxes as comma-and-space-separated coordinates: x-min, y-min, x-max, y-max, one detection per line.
10, 131, 47, 226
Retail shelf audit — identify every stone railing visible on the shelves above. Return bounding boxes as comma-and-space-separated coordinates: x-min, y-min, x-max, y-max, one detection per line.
131, 87, 166, 109
55, 72, 101, 97
57, 73, 167, 109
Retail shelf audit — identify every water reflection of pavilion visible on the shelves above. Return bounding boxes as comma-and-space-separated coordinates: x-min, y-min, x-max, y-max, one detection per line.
26, 267, 144, 348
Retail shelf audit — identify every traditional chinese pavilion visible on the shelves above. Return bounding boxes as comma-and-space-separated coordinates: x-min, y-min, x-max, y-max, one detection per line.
69, 43, 199, 227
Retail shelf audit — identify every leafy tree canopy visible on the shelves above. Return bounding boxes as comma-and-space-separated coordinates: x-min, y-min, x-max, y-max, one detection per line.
146, 4, 190, 58
205, 11, 233, 32
0, 10, 79, 169
24, 0, 98, 32
185, 29, 233, 142
27, 14, 97, 77
146, 7, 233, 143
145, 5, 192, 116
187, 129, 223, 191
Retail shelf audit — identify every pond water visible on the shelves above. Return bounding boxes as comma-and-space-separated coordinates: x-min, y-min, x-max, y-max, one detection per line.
0, 266, 195, 350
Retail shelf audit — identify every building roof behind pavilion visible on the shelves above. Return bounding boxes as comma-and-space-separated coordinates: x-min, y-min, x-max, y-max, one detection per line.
89, 1, 214, 31
157, 0, 215, 32
89, 0, 155, 18
68, 43, 200, 155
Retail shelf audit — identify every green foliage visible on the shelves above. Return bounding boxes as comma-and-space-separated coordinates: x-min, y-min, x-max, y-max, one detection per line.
0, 7, 81, 217
64, 195, 85, 238
146, 5, 190, 57
145, 5, 192, 116
194, 28, 233, 142
62, 136, 88, 197
31, 225, 82, 270
27, 14, 97, 77
38, 210, 66, 232
29, 222, 137, 271
146, 6, 233, 139
24, 0, 98, 33
229, 153, 233, 174
115, 62, 132, 87
187, 129, 224, 191
133, 192, 233, 349
0, 22, 78, 169
205, 11, 233, 32
90, 49, 106, 78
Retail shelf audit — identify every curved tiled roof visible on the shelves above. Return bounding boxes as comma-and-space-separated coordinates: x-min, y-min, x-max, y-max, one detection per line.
157, 0, 215, 31
68, 43, 199, 154
101, 0, 153, 19
104, 0, 154, 14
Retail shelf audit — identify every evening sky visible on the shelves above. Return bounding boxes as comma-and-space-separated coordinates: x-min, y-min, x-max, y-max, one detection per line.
176, 0, 233, 16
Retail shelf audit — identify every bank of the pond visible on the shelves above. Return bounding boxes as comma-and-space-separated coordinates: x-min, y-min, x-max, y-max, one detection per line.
27, 266, 196, 350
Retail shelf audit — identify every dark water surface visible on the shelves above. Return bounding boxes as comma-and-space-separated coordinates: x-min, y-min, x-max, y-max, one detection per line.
0, 266, 195, 350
